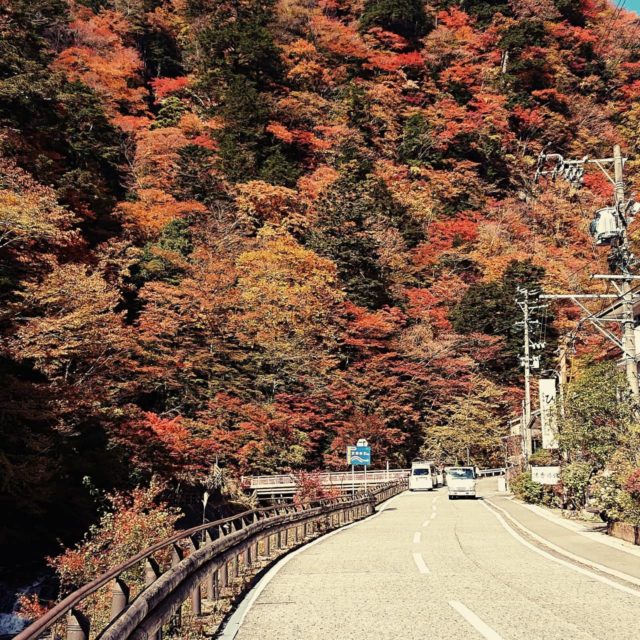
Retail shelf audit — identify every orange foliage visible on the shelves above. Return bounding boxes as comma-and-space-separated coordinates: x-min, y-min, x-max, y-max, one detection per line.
54, 7, 147, 116
118, 188, 206, 235
151, 76, 191, 100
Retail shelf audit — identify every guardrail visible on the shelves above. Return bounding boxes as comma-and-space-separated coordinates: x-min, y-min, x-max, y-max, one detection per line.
242, 469, 410, 490
476, 468, 506, 477
16, 480, 407, 640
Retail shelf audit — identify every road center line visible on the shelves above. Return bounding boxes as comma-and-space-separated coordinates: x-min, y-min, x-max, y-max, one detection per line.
422, 520, 430, 528
430, 511, 437, 520
449, 601, 504, 640
412, 552, 430, 574
413, 531, 421, 544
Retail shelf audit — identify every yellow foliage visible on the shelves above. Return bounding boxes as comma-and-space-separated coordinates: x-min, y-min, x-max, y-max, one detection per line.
234, 227, 344, 379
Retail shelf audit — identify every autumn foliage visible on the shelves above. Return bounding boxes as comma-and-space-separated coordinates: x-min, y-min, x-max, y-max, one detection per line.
2, 0, 639, 569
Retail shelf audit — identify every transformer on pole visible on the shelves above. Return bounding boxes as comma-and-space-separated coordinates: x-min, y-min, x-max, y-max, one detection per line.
535, 145, 640, 401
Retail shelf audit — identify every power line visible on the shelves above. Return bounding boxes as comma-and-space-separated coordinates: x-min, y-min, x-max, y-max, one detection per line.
536, 144, 640, 400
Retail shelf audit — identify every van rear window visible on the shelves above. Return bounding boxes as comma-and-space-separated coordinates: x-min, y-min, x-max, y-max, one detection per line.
412, 468, 431, 476
448, 468, 474, 479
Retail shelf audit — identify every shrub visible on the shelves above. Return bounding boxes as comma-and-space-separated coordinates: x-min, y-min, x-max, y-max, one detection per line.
529, 448, 558, 466
560, 462, 592, 510
18, 481, 181, 632
624, 468, 640, 499
511, 470, 544, 504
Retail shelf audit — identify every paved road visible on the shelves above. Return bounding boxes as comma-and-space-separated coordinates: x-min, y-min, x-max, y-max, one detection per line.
229, 480, 640, 639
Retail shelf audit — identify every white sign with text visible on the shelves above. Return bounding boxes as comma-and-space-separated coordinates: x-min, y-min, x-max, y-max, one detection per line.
532, 466, 561, 485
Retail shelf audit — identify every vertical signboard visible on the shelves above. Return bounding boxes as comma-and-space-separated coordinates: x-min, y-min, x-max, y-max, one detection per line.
539, 377, 559, 449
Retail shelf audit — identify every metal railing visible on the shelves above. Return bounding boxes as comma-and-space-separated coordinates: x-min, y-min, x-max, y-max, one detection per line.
476, 468, 506, 477
242, 469, 411, 492
16, 480, 407, 640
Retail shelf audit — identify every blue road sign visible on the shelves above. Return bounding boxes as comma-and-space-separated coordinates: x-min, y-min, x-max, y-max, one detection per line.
350, 446, 371, 466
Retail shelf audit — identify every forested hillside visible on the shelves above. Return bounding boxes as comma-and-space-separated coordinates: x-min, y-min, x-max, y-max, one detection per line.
2, 0, 639, 564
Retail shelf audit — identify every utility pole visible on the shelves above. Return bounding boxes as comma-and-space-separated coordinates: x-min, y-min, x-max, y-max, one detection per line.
516, 287, 543, 460
557, 336, 568, 419
613, 145, 640, 400
535, 144, 640, 402
522, 289, 532, 456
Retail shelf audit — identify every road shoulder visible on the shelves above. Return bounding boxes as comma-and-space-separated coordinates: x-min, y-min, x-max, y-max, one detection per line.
484, 492, 640, 587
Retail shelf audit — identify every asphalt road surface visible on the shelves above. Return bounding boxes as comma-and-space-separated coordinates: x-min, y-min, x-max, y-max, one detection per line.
228, 480, 640, 640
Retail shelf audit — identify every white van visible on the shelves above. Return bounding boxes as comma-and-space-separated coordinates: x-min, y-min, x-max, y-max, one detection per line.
446, 467, 476, 499
409, 461, 438, 491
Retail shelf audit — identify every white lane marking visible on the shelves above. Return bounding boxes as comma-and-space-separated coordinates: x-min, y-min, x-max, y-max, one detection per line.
485, 499, 640, 589
218, 491, 408, 639
412, 552, 430, 574
422, 520, 431, 528
430, 511, 437, 520
520, 501, 640, 559
413, 531, 421, 544
449, 601, 504, 640
480, 500, 640, 599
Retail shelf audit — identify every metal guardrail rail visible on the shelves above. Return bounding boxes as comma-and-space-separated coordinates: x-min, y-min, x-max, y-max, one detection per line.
242, 469, 411, 495
243, 468, 504, 492
16, 480, 407, 640
476, 468, 506, 477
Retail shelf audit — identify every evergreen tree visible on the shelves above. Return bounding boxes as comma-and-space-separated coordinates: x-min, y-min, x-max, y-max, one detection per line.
193, 0, 282, 89
259, 147, 301, 187
359, 0, 430, 40
307, 166, 418, 309
133, 219, 193, 285
215, 76, 269, 182
450, 260, 556, 383
152, 97, 188, 129
173, 145, 220, 206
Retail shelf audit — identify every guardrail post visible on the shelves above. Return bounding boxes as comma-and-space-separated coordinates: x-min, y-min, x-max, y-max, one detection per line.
145, 558, 161, 587
171, 544, 183, 567
191, 583, 201, 617
219, 563, 228, 589
110, 577, 129, 621
264, 534, 271, 558
169, 545, 184, 632
144, 559, 164, 638
66, 608, 89, 640
206, 570, 218, 601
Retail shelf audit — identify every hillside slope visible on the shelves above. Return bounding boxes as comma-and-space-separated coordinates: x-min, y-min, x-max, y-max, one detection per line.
1, 0, 639, 560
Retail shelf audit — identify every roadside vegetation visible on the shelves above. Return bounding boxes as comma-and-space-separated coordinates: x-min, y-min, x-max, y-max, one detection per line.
4, 0, 640, 623
512, 362, 640, 525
